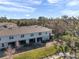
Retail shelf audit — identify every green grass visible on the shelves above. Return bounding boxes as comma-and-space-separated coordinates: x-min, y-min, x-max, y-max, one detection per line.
14, 45, 57, 59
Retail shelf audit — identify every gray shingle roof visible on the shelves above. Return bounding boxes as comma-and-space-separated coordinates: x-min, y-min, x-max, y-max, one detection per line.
0, 25, 52, 36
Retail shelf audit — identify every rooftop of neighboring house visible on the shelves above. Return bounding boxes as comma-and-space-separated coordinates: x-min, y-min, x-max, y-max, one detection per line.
0, 22, 17, 29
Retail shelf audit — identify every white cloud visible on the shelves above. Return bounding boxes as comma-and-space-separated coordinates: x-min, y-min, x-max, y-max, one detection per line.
0, 1, 35, 9
26, 14, 30, 17
0, 1, 17, 6
47, 0, 60, 4
18, 0, 42, 5
0, 0, 36, 13
30, 0, 42, 5
0, 0, 7, 2
0, 6, 35, 13
67, 0, 79, 6
61, 9, 79, 16
0, 6, 26, 12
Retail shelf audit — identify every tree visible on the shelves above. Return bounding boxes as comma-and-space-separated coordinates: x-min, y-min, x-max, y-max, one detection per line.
5, 46, 15, 59
61, 15, 68, 20
17, 21, 20, 26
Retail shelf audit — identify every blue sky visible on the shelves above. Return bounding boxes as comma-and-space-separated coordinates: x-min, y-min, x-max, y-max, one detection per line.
0, 0, 79, 19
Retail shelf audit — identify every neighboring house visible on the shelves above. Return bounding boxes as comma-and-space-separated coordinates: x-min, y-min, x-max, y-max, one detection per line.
0, 22, 17, 30
0, 24, 52, 49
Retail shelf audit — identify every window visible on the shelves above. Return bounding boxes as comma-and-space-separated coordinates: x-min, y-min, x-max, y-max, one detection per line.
45, 32, 47, 34
39, 32, 42, 35
21, 34, 24, 38
31, 33, 34, 37
9, 36, 14, 39
0, 38, 1, 41
2, 43, 4, 47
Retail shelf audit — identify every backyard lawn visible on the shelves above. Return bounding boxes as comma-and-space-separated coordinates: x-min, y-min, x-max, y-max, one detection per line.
14, 45, 57, 59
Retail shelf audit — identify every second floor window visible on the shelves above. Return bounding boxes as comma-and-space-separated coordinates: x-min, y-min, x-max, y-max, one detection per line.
39, 32, 42, 35
45, 32, 48, 34
2, 43, 4, 47
31, 33, 34, 37
21, 34, 24, 38
9, 36, 14, 39
0, 38, 1, 41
